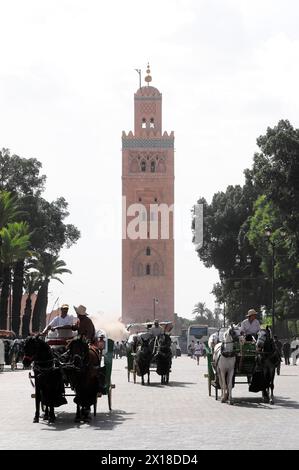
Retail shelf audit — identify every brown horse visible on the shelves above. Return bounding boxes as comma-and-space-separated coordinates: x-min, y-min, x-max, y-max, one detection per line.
66, 337, 105, 422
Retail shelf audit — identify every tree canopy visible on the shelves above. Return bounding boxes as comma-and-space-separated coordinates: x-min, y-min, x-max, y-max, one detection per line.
194, 120, 299, 327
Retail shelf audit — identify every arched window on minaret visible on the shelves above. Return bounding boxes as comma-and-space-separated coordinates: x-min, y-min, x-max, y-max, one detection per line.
150, 117, 155, 128
146, 247, 151, 256
146, 264, 151, 275
150, 160, 156, 173
141, 160, 146, 172
142, 118, 146, 129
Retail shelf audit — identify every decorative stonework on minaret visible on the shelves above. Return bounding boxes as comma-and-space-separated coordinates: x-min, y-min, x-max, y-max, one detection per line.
122, 66, 174, 324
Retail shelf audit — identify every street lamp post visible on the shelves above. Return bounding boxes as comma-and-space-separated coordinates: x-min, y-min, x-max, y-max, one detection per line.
153, 297, 158, 321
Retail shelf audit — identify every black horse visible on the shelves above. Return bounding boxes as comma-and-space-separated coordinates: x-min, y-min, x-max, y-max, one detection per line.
134, 336, 154, 385
23, 336, 67, 423
65, 337, 105, 422
155, 334, 172, 384
250, 327, 280, 404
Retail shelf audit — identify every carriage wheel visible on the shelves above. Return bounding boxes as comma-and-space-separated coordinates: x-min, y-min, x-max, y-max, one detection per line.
108, 387, 112, 411
208, 375, 211, 397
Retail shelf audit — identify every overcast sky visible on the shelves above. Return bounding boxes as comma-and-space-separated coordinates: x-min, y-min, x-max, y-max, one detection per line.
1, 0, 299, 320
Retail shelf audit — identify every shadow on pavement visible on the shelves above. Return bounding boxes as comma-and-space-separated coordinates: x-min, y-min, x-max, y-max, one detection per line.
133, 381, 196, 388
231, 395, 299, 409
40, 409, 134, 431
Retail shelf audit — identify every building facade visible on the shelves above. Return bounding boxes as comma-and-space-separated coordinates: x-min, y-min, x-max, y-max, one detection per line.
122, 66, 174, 324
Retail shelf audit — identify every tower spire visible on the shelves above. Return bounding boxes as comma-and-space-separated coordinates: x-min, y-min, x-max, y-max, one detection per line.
144, 62, 152, 86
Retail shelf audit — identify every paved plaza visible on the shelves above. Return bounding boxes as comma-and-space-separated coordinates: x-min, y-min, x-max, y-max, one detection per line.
0, 355, 298, 450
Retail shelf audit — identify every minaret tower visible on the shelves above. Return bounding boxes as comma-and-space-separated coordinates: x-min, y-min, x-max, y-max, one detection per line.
122, 65, 174, 324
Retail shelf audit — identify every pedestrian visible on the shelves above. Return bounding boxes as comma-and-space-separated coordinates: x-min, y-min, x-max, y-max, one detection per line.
273, 335, 283, 375
171, 341, 177, 359
282, 340, 291, 365
290, 337, 299, 366
188, 340, 195, 359
114, 341, 120, 359
194, 341, 203, 365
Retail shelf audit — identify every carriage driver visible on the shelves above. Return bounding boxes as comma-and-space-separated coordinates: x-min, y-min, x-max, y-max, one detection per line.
72, 305, 96, 343
150, 319, 163, 337
41, 304, 75, 339
240, 309, 261, 340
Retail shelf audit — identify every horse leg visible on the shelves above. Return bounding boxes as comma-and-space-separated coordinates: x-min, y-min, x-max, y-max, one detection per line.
227, 369, 234, 405
262, 388, 269, 403
75, 404, 81, 423
147, 371, 150, 385
43, 405, 49, 421
217, 368, 226, 403
48, 406, 56, 423
269, 370, 275, 404
33, 386, 41, 423
83, 406, 91, 423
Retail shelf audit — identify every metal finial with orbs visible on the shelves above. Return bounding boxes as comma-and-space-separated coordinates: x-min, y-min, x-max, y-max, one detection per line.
144, 62, 152, 85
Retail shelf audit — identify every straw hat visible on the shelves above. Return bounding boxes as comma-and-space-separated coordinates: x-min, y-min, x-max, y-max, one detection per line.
73, 305, 88, 316
246, 309, 257, 318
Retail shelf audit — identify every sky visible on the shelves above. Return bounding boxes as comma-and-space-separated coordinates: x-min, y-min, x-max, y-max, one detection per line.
1, 0, 299, 320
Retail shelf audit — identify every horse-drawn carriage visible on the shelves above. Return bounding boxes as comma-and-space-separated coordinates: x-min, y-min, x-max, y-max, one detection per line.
0, 330, 17, 370
206, 325, 279, 404
24, 329, 115, 423
125, 321, 173, 385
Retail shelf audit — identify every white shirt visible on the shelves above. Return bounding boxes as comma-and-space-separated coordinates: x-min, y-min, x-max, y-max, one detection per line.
240, 318, 260, 335
48, 314, 75, 338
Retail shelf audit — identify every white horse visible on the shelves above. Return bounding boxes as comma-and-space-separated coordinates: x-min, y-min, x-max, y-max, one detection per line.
213, 325, 240, 405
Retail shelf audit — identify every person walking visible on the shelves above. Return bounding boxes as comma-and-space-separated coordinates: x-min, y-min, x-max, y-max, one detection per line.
273, 335, 283, 375
282, 340, 291, 365
290, 337, 299, 366
194, 341, 203, 365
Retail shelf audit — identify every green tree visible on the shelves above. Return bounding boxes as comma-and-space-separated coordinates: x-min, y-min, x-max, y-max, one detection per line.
0, 222, 31, 330
29, 253, 71, 332
0, 150, 80, 331
22, 271, 41, 337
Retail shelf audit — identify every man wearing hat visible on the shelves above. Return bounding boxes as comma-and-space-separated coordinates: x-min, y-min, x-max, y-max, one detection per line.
42, 304, 75, 338
72, 305, 96, 343
150, 319, 163, 337
240, 309, 261, 340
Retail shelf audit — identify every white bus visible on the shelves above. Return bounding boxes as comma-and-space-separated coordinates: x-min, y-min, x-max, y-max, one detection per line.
187, 325, 218, 347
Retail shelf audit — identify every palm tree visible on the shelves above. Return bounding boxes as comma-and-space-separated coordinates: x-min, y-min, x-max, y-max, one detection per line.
30, 253, 71, 332
0, 191, 22, 228
192, 302, 208, 323
0, 222, 31, 330
22, 271, 41, 337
